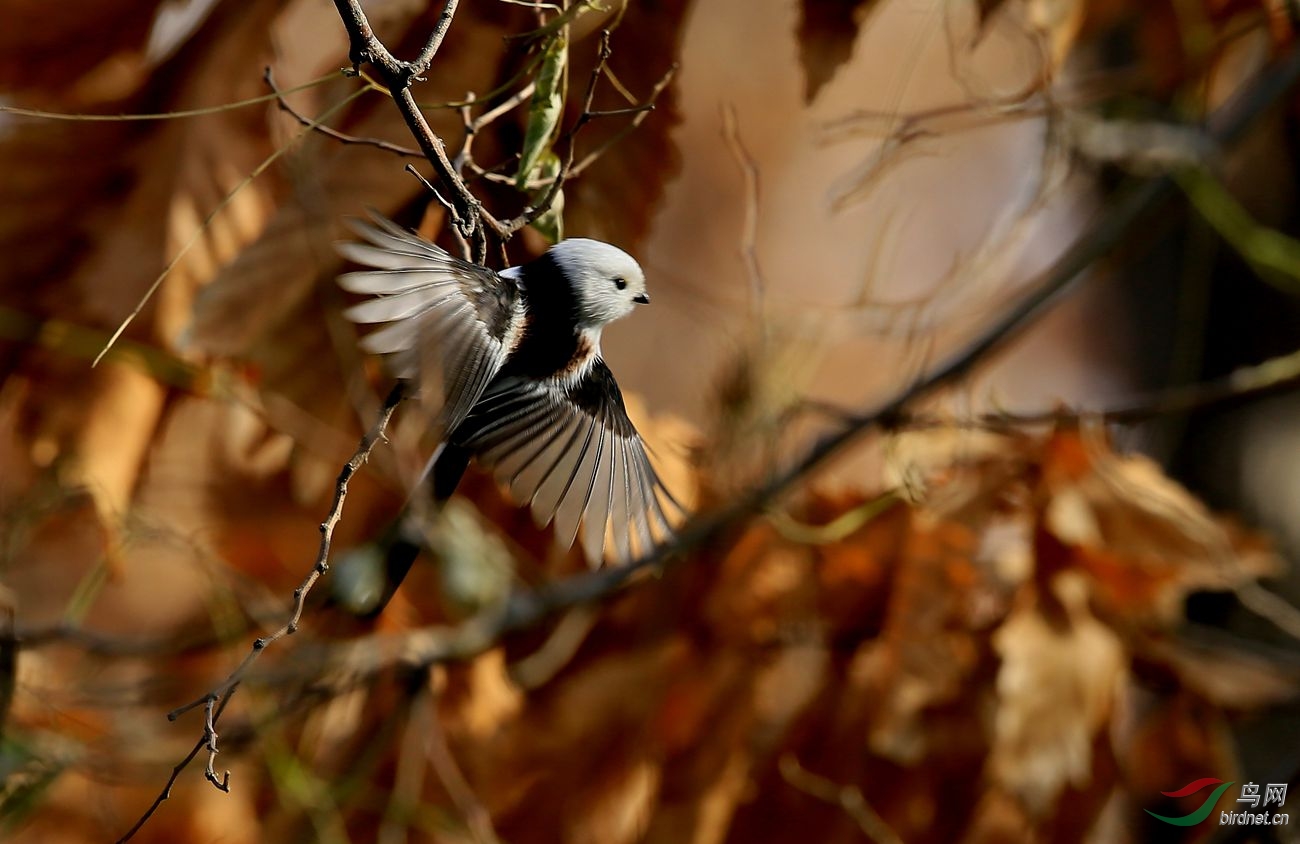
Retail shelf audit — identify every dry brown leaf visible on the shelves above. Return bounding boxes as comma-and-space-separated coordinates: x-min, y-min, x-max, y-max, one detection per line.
796, 0, 881, 103
867, 519, 990, 764
1040, 428, 1282, 625
989, 572, 1126, 815
1138, 638, 1298, 710
0, 0, 167, 92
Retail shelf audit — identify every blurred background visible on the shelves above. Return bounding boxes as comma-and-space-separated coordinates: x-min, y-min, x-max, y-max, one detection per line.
2, 0, 1300, 841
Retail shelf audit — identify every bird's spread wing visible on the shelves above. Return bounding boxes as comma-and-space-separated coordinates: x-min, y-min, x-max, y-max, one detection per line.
337, 212, 524, 434
454, 360, 683, 566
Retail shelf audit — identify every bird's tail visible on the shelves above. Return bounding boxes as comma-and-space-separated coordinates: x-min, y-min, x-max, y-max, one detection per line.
333, 441, 473, 618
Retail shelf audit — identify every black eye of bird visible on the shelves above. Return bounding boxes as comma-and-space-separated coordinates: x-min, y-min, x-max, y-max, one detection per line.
614, 277, 627, 290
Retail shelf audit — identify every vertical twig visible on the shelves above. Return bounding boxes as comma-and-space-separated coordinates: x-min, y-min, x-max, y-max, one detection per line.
720, 104, 765, 320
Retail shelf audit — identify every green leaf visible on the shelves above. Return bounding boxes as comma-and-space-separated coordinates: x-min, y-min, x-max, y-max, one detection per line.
529, 153, 565, 244
1179, 169, 1300, 297
0, 738, 66, 830
517, 33, 567, 190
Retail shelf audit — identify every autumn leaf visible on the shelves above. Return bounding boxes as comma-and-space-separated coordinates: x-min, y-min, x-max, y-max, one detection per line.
795, 0, 880, 103
989, 573, 1126, 815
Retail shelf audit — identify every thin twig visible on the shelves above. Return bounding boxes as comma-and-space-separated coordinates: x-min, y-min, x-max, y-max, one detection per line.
453, 92, 478, 172
720, 103, 765, 319
0, 75, 338, 122
1235, 582, 1300, 642
115, 694, 234, 843
265, 67, 422, 158
202, 697, 230, 791
853, 341, 1300, 433
115, 741, 205, 843
565, 64, 675, 178
506, 0, 599, 43
7, 621, 225, 657
778, 755, 903, 844
332, 0, 500, 258
470, 63, 674, 190
92, 87, 367, 367
473, 80, 538, 130
411, 0, 460, 80
508, 605, 599, 689
141, 382, 405, 821
767, 493, 901, 546
451, 81, 537, 177
378, 675, 435, 844
424, 683, 502, 844
406, 164, 475, 260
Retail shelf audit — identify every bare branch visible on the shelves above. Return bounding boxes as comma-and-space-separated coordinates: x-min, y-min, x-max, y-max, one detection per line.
7, 621, 225, 658
265, 67, 422, 158
470, 63, 674, 190
411, 0, 461, 79
157, 383, 405, 798
567, 63, 675, 178
331, 0, 499, 258
794, 341, 1300, 434
779, 755, 903, 844
115, 694, 234, 843
721, 103, 765, 319
423, 683, 502, 844
202, 697, 231, 792
452, 81, 537, 175
115, 741, 206, 843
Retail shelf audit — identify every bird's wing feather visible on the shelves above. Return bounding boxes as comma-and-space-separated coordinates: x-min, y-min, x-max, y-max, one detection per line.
337, 212, 524, 434
455, 360, 682, 566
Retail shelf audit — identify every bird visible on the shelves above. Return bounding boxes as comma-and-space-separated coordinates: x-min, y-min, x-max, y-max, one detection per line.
335, 211, 681, 609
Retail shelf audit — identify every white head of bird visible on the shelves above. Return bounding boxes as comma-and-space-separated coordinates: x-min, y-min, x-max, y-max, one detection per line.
547, 237, 650, 328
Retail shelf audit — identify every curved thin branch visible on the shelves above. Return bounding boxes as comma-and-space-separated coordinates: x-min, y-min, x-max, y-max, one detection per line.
265, 66, 423, 158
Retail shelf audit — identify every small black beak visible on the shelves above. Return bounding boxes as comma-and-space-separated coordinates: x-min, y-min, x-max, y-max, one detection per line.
633, 292, 650, 305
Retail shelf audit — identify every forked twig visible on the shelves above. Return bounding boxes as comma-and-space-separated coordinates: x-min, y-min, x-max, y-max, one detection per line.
721, 103, 765, 318
332, 0, 499, 258
265, 67, 423, 158
113, 695, 234, 843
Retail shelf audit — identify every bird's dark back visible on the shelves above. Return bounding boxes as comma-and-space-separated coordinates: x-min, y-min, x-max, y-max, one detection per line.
499, 252, 589, 381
